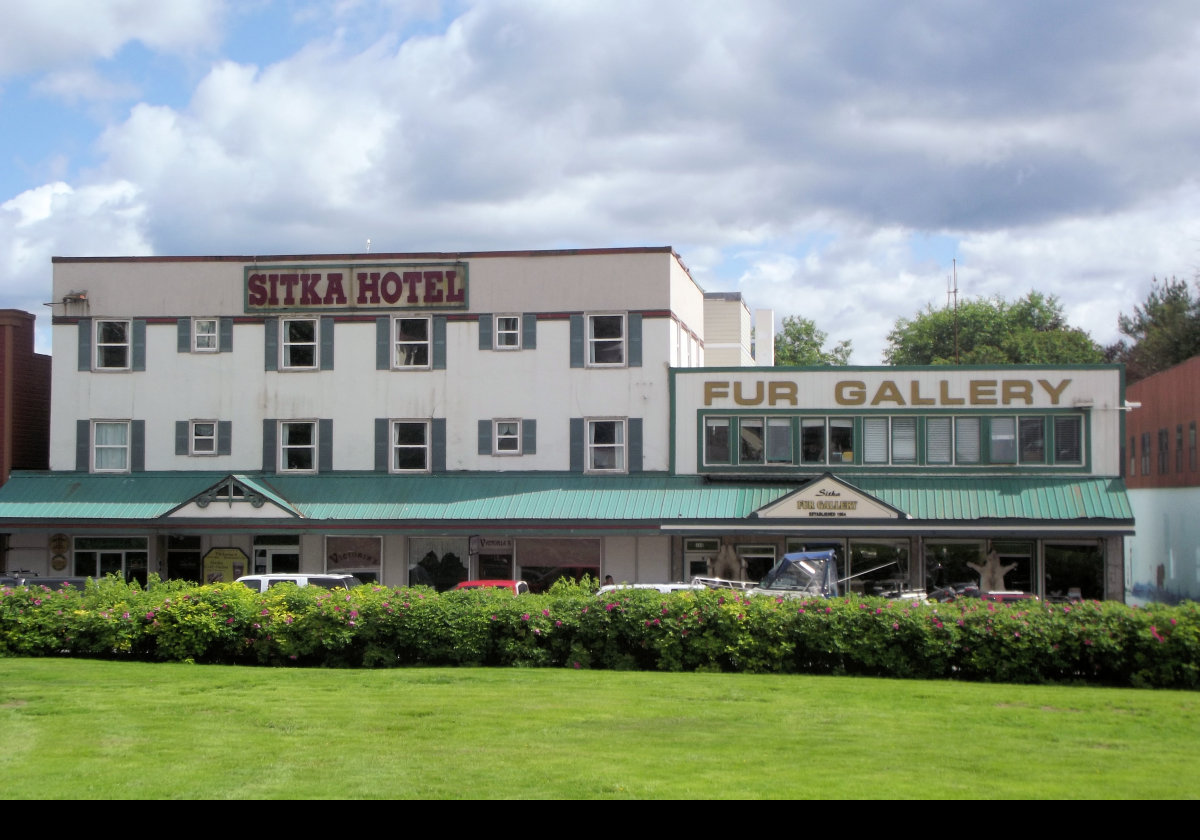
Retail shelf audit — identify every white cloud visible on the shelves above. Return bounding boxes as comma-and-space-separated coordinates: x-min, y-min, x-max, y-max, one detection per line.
0, 0, 224, 76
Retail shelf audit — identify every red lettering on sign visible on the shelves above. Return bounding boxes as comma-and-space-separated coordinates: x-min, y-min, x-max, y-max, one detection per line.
445, 270, 464, 303
299, 273, 322, 305
424, 271, 444, 303
401, 271, 422, 303
278, 274, 299, 305
247, 274, 268, 306
267, 274, 280, 306
356, 271, 380, 305
380, 271, 403, 304
324, 273, 347, 305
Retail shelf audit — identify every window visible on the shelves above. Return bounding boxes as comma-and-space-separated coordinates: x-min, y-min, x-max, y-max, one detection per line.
93, 421, 130, 472
705, 418, 731, 465
740, 417, 764, 463
1177, 424, 1184, 473
494, 420, 521, 455
191, 421, 217, 455
588, 314, 625, 366
1191, 422, 1196, 471
1142, 432, 1151, 475
494, 315, 521, 350
394, 317, 431, 368
1019, 417, 1045, 464
193, 319, 218, 352
927, 417, 952, 464
587, 419, 625, 472
990, 417, 1017, 463
280, 421, 317, 472
391, 420, 430, 472
766, 418, 791, 463
74, 537, 149, 586
280, 318, 318, 369
1158, 428, 1169, 474
801, 418, 826, 464
1129, 435, 1137, 476
1054, 416, 1082, 464
95, 320, 131, 369
863, 417, 889, 463
955, 417, 981, 463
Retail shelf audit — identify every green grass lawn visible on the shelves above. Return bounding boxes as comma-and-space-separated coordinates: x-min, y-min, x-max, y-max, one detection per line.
1, 658, 1196, 799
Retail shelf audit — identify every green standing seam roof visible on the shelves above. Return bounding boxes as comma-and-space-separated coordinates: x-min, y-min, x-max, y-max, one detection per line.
0, 472, 1133, 524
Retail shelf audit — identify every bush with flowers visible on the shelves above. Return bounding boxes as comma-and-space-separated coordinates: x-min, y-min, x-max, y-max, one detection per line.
1, 575, 1196, 688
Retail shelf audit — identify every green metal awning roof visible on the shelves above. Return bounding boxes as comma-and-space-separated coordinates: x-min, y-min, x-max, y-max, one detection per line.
0, 471, 1132, 526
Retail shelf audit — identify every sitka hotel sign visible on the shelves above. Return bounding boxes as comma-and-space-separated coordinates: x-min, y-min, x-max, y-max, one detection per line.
244, 262, 469, 311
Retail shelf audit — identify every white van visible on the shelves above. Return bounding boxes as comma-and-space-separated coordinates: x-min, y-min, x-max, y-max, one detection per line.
236, 573, 362, 593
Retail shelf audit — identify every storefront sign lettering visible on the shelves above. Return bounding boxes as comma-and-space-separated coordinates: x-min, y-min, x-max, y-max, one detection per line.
702, 378, 1072, 407
245, 263, 468, 311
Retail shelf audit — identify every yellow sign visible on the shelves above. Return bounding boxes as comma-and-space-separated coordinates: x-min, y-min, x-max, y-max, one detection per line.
202, 548, 248, 584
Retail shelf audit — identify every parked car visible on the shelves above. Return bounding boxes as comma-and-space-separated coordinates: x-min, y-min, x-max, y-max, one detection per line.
235, 573, 362, 592
452, 579, 530, 595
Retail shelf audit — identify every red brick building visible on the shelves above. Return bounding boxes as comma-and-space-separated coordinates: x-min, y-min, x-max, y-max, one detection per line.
1124, 356, 1200, 489
0, 310, 50, 485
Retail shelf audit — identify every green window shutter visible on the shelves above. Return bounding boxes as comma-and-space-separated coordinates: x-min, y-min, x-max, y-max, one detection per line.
523, 314, 537, 349
132, 320, 146, 371
131, 420, 145, 472
374, 418, 388, 472
76, 420, 90, 470
627, 313, 642, 368
569, 315, 584, 367
478, 314, 492, 350
217, 421, 232, 456
78, 319, 92, 371
478, 419, 492, 455
376, 317, 390, 370
177, 319, 191, 353
319, 317, 334, 370
175, 421, 188, 455
523, 419, 537, 454
433, 316, 447, 370
570, 418, 584, 472
318, 419, 333, 472
264, 319, 278, 371
629, 418, 643, 472
219, 317, 233, 352
262, 420, 277, 472
432, 418, 446, 472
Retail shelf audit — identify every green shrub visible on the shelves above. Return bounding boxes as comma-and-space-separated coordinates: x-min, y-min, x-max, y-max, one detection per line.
1, 577, 1196, 688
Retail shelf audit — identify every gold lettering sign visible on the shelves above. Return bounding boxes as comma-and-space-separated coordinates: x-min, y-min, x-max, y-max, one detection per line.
703, 378, 1074, 407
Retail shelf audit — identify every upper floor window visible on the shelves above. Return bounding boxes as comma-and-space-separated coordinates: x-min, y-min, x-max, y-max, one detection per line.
494, 419, 521, 454
280, 421, 317, 472
281, 318, 318, 370
395, 317, 431, 368
95, 320, 131, 370
391, 420, 430, 472
588, 314, 625, 366
93, 421, 130, 472
587, 419, 626, 472
193, 319, 218, 352
1191, 422, 1197, 471
191, 421, 217, 455
1142, 432, 1151, 475
1177, 424, 1185, 473
495, 315, 521, 350
1054, 416, 1082, 465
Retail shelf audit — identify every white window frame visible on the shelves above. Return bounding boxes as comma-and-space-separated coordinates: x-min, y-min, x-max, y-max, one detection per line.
494, 314, 521, 350
94, 320, 131, 370
279, 421, 318, 473
586, 418, 626, 473
586, 313, 626, 367
280, 317, 318, 370
393, 316, 432, 369
493, 419, 522, 455
92, 420, 131, 473
190, 420, 218, 456
193, 318, 219, 352
390, 419, 431, 473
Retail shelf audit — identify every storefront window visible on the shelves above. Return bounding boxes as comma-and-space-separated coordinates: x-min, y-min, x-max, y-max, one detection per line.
1044, 543, 1103, 601
74, 536, 149, 585
517, 538, 600, 593
847, 541, 909, 595
737, 545, 776, 582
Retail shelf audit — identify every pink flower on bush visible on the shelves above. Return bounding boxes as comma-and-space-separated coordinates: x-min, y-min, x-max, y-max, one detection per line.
542, 609, 550, 617
226, 617, 234, 624
581, 606, 588, 613
522, 613, 530, 621
798, 608, 806, 614
1084, 639, 1093, 646
284, 615, 293, 624
555, 620, 563, 628
1150, 625, 1165, 643
892, 622, 899, 630
261, 609, 269, 616
573, 661, 581, 669
490, 614, 497, 621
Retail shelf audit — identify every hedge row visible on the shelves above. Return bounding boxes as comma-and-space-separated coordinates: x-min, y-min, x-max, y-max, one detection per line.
2, 576, 1197, 688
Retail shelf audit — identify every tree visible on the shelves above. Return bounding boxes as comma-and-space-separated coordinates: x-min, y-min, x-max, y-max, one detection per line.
773, 315, 852, 366
883, 291, 1104, 366
1106, 277, 1200, 383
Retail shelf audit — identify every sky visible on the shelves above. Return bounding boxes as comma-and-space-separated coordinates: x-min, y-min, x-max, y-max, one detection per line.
2, 0, 1199, 362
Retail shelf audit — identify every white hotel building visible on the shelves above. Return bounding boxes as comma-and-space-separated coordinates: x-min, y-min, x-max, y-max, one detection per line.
0, 248, 1133, 598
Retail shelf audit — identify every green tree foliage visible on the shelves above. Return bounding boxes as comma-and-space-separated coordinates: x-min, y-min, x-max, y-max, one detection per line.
1106, 277, 1200, 383
883, 291, 1104, 366
774, 315, 852, 366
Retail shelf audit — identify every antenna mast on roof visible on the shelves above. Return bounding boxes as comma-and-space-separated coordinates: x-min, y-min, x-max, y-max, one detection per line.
947, 258, 960, 364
